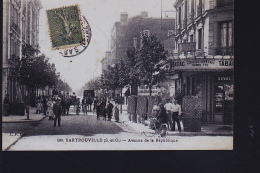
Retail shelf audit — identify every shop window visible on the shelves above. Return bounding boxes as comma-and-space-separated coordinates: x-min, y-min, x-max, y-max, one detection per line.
192, 77, 202, 96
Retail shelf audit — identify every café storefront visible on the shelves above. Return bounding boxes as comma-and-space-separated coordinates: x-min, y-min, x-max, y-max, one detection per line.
173, 58, 234, 124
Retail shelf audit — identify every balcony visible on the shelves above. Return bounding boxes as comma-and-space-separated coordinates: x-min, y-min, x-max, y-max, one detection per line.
214, 46, 233, 55
11, 20, 21, 34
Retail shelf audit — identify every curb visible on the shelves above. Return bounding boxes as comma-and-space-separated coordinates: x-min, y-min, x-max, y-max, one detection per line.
3, 133, 25, 151
2, 115, 47, 123
120, 120, 233, 137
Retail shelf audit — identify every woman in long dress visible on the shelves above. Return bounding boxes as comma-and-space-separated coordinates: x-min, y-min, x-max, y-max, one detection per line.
47, 97, 54, 120
114, 103, 119, 122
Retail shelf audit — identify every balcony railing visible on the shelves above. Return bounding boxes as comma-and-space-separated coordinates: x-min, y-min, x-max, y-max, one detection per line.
11, 20, 20, 34
214, 46, 233, 55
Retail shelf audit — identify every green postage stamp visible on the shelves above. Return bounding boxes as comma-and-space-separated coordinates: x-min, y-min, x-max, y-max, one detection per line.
46, 5, 84, 50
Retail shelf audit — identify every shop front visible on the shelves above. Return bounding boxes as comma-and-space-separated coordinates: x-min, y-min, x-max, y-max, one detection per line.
173, 58, 234, 124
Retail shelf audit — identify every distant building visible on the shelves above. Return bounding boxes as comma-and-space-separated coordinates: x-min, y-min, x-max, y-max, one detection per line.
103, 11, 175, 70
170, 0, 234, 124
101, 51, 111, 72
2, 0, 42, 112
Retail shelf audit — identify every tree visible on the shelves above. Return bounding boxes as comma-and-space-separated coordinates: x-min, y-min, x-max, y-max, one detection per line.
125, 46, 139, 95
135, 34, 167, 95
56, 79, 72, 92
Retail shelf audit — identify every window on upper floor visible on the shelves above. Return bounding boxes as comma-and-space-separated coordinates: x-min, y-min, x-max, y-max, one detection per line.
216, 21, 233, 55
190, 34, 194, 42
198, 29, 203, 49
168, 30, 174, 36
142, 30, 150, 36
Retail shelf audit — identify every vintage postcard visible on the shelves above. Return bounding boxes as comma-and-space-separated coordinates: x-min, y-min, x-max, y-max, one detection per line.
2, 0, 233, 151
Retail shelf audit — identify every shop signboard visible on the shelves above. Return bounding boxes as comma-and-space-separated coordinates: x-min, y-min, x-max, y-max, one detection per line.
173, 59, 234, 71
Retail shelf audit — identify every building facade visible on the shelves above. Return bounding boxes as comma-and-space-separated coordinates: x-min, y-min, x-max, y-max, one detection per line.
2, 0, 42, 113
172, 0, 234, 124
107, 11, 175, 68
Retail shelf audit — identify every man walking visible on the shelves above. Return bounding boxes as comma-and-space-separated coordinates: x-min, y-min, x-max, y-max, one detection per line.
106, 101, 114, 121
53, 97, 63, 127
171, 100, 182, 132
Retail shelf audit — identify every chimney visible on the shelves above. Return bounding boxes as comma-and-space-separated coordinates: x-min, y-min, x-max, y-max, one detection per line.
141, 11, 148, 18
120, 12, 128, 25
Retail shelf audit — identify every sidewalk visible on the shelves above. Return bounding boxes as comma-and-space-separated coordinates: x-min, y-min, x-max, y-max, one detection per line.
2, 107, 47, 123
116, 105, 233, 136
2, 107, 47, 151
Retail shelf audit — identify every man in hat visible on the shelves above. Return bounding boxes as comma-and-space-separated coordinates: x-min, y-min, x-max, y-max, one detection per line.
53, 97, 63, 127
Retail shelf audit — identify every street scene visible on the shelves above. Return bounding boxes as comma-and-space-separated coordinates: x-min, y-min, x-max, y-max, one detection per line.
2, 0, 233, 150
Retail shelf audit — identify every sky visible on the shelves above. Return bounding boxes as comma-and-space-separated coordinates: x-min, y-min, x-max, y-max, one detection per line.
39, 0, 176, 92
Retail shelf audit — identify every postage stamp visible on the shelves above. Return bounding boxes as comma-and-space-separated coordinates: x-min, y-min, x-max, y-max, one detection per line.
46, 5, 91, 57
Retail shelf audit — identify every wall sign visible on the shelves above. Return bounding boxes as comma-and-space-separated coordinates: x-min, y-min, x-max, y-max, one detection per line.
173, 59, 234, 71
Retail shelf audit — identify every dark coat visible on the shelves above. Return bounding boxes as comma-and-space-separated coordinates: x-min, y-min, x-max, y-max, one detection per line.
157, 107, 168, 124
106, 103, 114, 114
53, 102, 63, 116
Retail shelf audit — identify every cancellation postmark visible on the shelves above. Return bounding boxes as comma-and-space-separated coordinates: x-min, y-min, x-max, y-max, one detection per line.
46, 5, 91, 57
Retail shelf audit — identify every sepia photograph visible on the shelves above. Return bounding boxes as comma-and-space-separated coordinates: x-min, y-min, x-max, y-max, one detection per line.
2, 0, 233, 151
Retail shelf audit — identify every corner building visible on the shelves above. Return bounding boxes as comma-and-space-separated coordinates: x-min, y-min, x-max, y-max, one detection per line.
173, 0, 234, 124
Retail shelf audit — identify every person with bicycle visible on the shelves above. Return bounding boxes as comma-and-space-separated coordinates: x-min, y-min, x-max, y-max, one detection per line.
156, 103, 168, 137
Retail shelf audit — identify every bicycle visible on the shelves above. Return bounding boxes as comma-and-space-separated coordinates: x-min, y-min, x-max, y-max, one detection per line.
142, 117, 168, 137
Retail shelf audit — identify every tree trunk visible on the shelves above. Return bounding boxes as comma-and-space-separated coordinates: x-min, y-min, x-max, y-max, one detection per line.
149, 85, 152, 96
120, 87, 122, 113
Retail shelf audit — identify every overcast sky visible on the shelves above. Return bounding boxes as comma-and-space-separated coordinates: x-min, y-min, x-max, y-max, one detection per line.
39, 0, 176, 92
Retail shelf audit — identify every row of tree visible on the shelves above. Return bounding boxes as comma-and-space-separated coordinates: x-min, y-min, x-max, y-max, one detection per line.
9, 44, 71, 101
82, 34, 169, 96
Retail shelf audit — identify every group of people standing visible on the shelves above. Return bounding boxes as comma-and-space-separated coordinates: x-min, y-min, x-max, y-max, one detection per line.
152, 98, 182, 132
96, 99, 120, 122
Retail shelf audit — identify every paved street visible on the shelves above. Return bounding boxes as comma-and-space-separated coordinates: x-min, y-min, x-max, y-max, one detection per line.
2, 111, 126, 136
2, 108, 232, 151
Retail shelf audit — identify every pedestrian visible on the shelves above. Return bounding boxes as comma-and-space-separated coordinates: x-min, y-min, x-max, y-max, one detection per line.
171, 100, 182, 132
24, 96, 30, 116
42, 96, 48, 115
36, 98, 42, 114
3, 94, 9, 116
96, 100, 101, 120
106, 101, 114, 121
47, 96, 54, 120
114, 103, 119, 122
53, 97, 63, 127
156, 103, 168, 136
93, 98, 97, 114
152, 97, 161, 118
164, 98, 173, 130
82, 98, 87, 115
